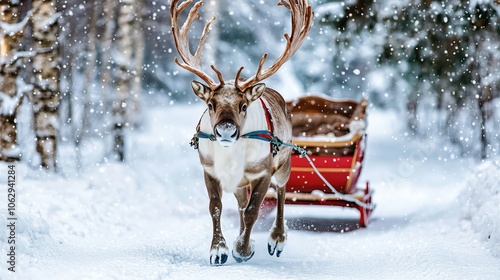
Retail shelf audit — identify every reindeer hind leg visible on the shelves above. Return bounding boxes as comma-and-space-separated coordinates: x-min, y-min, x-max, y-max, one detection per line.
268, 159, 290, 257
268, 184, 287, 257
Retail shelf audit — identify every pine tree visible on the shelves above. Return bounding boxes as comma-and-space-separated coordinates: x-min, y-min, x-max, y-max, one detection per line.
465, 2, 500, 159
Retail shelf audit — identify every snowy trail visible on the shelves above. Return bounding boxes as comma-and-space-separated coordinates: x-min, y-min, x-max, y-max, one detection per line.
1, 104, 499, 280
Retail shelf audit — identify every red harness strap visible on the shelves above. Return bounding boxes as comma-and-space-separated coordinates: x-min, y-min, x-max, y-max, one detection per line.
259, 98, 274, 134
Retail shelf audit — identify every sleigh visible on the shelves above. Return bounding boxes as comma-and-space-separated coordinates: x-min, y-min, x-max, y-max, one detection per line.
263, 95, 375, 227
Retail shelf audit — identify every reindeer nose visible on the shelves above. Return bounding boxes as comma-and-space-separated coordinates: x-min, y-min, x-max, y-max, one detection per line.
215, 122, 238, 146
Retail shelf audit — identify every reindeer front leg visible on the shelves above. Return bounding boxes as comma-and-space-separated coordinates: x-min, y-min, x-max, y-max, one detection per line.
232, 176, 270, 262
234, 187, 249, 235
204, 171, 229, 265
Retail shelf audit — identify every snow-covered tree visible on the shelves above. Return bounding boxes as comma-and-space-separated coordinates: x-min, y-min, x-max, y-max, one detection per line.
311, 0, 380, 98
0, 0, 31, 162
465, 1, 500, 159
113, 0, 135, 161
314, 0, 499, 158
99, 0, 116, 132
380, 0, 500, 158
31, 0, 61, 170
130, 0, 144, 128
70, 0, 100, 164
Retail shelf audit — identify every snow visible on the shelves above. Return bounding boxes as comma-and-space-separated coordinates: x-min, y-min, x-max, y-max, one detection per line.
39, 13, 62, 31
0, 104, 499, 279
0, 10, 31, 36
0, 89, 23, 116
459, 161, 500, 257
314, 2, 345, 20
0, 144, 20, 159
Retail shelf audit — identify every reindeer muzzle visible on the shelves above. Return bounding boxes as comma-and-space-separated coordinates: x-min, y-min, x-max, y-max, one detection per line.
215, 121, 238, 147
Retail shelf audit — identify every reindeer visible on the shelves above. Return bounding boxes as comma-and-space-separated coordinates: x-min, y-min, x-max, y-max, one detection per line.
170, 0, 313, 265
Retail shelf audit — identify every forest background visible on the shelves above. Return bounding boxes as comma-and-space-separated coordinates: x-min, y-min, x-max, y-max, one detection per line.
0, 0, 499, 169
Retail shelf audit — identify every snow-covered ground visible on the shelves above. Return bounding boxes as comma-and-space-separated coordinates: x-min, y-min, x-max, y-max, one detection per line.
1, 103, 499, 280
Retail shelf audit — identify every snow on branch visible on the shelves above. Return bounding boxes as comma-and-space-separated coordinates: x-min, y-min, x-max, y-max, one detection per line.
39, 12, 62, 31
1, 46, 56, 67
0, 78, 31, 116
0, 8, 34, 36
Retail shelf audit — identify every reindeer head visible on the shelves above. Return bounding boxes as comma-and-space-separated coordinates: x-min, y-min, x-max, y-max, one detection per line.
171, 0, 313, 147
191, 81, 266, 146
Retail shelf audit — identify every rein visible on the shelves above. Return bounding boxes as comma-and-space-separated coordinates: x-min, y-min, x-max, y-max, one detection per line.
191, 129, 375, 210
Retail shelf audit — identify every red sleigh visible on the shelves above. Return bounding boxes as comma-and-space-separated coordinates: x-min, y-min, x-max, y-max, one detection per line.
263, 95, 375, 227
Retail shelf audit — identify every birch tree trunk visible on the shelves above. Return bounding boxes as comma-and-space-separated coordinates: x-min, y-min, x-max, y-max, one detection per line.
31, 0, 60, 170
113, 0, 134, 161
130, 0, 144, 128
100, 0, 115, 132
0, 1, 24, 162
74, 1, 98, 160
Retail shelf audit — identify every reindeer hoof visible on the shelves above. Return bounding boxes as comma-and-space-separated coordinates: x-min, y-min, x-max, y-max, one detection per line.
232, 239, 255, 262
209, 245, 229, 266
268, 233, 286, 257
232, 250, 255, 263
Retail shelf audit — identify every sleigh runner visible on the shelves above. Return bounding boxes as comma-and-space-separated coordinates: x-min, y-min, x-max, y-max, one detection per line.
263, 95, 375, 227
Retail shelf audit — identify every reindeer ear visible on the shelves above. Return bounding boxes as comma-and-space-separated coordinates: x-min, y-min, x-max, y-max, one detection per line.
191, 80, 212, 101
244, 83, 266, 102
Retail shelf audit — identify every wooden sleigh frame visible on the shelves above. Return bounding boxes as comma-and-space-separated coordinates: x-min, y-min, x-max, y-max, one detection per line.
263, 95, 375, 227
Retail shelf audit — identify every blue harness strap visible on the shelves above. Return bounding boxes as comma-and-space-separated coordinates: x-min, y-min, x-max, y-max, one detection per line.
196, 131, 216, 141
240, 130, 273, 142
190, 98, 282, 156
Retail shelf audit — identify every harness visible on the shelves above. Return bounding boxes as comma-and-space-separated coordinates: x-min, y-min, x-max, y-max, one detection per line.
189, 99, 375, 210
190, 98, 282, 156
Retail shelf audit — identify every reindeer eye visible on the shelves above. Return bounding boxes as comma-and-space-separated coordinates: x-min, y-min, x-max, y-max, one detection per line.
241, 104, 248, 112
208, 103, 213, 111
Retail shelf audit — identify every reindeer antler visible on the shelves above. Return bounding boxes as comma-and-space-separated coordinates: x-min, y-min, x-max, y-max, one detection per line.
171, 0, 224, 91
235, 0, 313, 92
